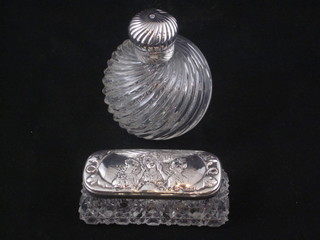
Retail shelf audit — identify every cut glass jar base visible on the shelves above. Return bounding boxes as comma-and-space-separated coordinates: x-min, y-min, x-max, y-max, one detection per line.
79, 170, 229, 227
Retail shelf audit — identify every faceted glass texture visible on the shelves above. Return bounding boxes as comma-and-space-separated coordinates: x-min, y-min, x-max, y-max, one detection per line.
79, 170, 228, 227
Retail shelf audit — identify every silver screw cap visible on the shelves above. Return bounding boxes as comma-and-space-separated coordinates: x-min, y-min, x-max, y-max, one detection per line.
129, 9, 178, 50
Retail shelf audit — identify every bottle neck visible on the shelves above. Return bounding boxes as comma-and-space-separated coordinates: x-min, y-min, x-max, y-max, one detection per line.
133, 42, 175, 64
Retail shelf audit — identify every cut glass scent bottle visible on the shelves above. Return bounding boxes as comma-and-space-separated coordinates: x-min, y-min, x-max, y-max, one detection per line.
102, 9, 212, 140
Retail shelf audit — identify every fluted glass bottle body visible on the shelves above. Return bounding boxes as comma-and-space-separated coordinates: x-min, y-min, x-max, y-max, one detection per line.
103, 36, 212, 140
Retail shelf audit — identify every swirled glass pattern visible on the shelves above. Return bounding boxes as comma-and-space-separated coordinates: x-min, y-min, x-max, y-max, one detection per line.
103, 36, 212, 140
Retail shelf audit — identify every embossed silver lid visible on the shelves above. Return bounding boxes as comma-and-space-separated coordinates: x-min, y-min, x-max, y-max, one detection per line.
128, 9, 178, 50
83, 149, 221, 199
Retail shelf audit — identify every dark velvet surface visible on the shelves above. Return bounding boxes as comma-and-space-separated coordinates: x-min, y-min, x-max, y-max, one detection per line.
2, 0, 319, 239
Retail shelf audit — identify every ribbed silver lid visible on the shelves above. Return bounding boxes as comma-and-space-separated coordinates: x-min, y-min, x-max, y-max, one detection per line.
128, 9, 178, 50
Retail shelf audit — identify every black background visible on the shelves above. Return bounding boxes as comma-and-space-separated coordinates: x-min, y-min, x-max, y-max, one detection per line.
2, 0, 319, 239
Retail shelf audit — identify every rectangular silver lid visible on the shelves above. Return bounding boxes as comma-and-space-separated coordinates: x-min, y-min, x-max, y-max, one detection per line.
83, 149, 221, 199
